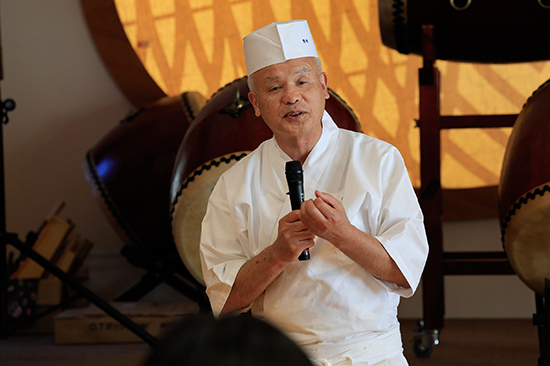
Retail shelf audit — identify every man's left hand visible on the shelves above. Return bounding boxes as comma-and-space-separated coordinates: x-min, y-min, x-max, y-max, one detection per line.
299, 190, 351, 244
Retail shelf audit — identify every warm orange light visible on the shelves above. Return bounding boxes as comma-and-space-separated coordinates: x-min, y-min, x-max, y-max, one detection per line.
111, 0, 550, 190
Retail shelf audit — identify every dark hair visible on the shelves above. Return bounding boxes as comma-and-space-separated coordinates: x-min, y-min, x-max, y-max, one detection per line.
144, 312, 313, 366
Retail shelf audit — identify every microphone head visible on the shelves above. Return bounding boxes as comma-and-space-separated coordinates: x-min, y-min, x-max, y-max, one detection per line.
285, 161, 303, 182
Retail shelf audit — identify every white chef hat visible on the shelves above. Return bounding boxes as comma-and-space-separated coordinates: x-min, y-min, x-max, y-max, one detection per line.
243, 19, 319, 76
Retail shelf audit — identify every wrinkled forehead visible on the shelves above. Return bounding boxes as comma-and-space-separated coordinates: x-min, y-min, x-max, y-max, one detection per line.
253, 57, 319, 81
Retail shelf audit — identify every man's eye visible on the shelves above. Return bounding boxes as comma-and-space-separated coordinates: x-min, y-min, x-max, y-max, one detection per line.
269, 86, 280, 92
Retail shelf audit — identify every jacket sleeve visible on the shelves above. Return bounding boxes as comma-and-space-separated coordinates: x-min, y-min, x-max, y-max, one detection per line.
372, 148, 429, 298
199, 176, 251, 316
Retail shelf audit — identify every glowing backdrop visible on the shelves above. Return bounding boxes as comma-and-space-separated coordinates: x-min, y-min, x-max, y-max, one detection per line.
82, 0, 550, 202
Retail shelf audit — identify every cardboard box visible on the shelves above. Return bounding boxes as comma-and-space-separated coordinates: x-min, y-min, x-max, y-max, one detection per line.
36, 266, 89, 306
36, 277, 64, 306
54, 301, 199, 344
14, 307, 59, 335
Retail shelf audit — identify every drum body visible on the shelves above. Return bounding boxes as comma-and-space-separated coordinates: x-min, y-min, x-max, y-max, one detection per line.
499, 80, 550, 295
378, 0, 550, 63
84, 92, 205, 262
170, 77, 361, 285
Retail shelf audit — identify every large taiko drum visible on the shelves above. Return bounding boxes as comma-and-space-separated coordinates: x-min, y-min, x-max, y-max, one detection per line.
83, 92, 205, 263
378, 0, 550, 63
499, 79, 550, 295
170, 77, 361, 285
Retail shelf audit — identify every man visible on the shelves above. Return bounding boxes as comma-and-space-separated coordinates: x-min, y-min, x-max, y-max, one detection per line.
200, 19, 429, 365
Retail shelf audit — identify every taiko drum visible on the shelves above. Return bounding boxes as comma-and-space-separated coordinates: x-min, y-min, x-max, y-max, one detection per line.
378, 0, 550, 63
499, 79, 550, 295
83, 92, 205, 263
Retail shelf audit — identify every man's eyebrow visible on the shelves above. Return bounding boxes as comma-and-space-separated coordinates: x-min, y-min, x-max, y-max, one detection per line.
262, 66, 312, 84
294, 66, 311, 75
264, 75, 280, 83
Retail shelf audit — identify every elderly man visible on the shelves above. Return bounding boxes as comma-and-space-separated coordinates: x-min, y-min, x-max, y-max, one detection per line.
199, 19, 429, 365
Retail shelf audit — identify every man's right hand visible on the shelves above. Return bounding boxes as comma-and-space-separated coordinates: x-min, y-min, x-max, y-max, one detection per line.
220, 210, 315, 316
273, 210, 315, 262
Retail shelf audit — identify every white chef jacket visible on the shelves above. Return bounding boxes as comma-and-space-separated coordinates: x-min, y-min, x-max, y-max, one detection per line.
200, 111, 428, 347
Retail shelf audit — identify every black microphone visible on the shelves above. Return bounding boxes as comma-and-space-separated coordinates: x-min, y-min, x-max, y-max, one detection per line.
285, 160, 310, 261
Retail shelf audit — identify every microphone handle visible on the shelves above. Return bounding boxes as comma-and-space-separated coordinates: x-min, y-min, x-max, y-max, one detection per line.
288, 182, 310, 261
288, 182, 304, 211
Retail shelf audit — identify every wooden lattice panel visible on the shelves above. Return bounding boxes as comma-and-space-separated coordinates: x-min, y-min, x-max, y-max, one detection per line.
86, 0, 550, 191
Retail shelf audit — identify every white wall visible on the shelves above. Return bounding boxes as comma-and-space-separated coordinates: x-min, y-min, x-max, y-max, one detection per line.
0, 0, 537, 319
1, 0, 140, 298
399, 218, 535, 319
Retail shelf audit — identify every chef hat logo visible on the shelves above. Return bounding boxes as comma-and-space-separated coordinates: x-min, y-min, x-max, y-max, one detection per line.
243, 19, 319, 76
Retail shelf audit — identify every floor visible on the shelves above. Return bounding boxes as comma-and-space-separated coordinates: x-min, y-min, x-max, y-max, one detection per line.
0, 318, 541, 366
401, 319, 540, 365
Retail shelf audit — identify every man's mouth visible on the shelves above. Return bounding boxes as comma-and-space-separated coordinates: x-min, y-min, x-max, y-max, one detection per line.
286, 111, 303, 118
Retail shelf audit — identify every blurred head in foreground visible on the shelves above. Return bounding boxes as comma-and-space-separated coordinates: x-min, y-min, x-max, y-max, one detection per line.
144, 312, 313, 366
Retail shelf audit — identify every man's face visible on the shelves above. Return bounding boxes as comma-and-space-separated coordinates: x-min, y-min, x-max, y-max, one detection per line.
248, 57, 329, 143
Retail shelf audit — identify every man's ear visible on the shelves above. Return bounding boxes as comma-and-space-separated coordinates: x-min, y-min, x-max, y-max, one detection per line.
320, 72, 330, 100
248, 91, 261, 117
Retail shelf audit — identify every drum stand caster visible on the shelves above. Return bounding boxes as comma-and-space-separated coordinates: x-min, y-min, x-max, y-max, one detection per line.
534, 279, 550, 366
413, 320, 440, 358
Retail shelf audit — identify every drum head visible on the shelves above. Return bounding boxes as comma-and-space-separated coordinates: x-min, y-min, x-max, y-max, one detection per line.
172, 153, 248, 285
503, 184, 550, 295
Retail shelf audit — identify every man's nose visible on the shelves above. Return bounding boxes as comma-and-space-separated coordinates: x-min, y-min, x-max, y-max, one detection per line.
282, 85, 300, 104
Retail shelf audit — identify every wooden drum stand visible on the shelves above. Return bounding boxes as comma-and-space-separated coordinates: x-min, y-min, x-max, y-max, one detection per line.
413, 25, 516, 357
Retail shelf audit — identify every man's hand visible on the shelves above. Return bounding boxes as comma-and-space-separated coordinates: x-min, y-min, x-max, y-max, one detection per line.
299, 190, 351, 245
220, 210, 315, 315
300, 190, 410, 289
273, 210, 316, 262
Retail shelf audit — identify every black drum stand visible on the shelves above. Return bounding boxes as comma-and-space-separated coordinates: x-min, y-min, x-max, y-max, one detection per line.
1, 232, 159, 347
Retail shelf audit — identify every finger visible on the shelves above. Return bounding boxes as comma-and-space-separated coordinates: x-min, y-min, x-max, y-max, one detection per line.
300, 202, 331, 239
291, 219, 310, 233
313, 196, 334, 215
284, 228, 314, 252
315, 190, 339, 208
302, 199, 326, 223
282, 210, 301, 224
295, 230, 315, 242
308, 196, 341, 226
295, 234, 315, 248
